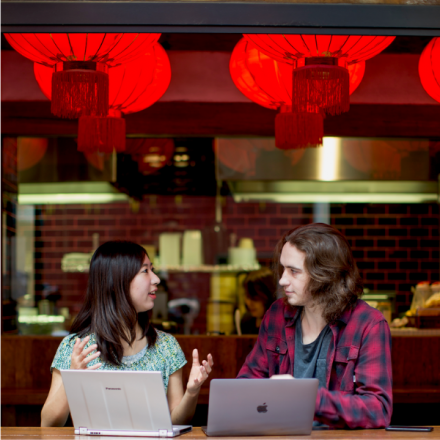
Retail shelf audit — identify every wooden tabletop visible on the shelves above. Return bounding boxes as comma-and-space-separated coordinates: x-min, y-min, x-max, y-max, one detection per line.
1, 427, 440, 440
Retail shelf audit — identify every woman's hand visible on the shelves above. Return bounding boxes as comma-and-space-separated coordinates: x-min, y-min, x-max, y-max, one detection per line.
186, 349, 213, 396
70, 336, 102, 370
168, 351, 214, 424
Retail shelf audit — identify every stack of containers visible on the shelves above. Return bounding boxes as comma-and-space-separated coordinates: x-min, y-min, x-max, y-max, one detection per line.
207, 274, 237, 334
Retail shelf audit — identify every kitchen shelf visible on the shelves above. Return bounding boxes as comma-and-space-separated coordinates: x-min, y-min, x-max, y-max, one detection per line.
62, 263, 260, 274
157, 264, 261, 273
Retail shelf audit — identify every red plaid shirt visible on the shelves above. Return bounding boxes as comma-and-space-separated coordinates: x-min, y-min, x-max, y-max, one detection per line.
237, 298, 393, 429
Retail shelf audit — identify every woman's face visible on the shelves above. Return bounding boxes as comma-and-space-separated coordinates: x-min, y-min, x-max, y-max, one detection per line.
129, 255, 160, 313
245, 295, 266, 319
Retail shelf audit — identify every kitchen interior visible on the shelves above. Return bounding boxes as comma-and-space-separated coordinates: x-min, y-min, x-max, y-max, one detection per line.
2, 31, 440, 427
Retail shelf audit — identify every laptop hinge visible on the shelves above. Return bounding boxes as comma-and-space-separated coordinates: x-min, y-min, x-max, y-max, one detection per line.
79, 427, 88, 435
159, 430, 168, 437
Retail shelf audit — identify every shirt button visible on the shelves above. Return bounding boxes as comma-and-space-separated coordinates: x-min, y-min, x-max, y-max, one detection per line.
275, 346, 280, 353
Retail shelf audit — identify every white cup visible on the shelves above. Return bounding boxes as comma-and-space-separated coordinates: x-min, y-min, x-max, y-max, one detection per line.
182, 230, 203, 266
159, 233, 182, 267
228, 247, 257, 266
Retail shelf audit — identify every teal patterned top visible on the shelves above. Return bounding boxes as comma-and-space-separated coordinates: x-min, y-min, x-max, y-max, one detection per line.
51, 330, 187, 392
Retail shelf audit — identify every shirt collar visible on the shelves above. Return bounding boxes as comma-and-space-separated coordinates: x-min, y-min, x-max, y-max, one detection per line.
283, 299, 354, 327
335, 303, 354, 325
283, 302, 301, 327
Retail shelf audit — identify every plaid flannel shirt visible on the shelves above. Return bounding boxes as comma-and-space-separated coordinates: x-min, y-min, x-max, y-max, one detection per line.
237, 298, 393, 429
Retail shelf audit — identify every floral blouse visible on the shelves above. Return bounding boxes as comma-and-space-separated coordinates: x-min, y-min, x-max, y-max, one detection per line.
51, 330, 187, 392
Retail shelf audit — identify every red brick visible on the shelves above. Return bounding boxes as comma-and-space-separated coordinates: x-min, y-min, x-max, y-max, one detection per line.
280, 206, 300, 215
256, 228, 276, 237
269, 218, 288, 226
248, 217, 267, 226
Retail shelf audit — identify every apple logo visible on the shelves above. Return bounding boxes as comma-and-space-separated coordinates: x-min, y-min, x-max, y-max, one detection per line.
257, 403, 268, 413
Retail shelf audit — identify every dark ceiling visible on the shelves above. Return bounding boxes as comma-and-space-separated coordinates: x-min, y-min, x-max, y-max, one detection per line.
1, 33, 434, 54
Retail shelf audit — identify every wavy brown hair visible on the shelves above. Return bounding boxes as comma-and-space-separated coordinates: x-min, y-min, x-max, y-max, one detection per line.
274, 223, 363, 323
70, 241, 157, 365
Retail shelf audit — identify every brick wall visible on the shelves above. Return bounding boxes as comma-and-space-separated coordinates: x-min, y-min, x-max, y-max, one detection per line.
34, 197, 439, 333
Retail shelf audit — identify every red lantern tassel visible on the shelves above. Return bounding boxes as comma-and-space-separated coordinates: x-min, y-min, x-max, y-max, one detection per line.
51, 62, 109, 119
291, 61, 350, 116
78, 115, 126, 154
275, 106, 323, 150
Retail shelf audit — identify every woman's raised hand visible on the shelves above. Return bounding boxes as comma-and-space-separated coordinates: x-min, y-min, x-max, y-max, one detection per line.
186, 349, 214, 396
70, 335, 102, 370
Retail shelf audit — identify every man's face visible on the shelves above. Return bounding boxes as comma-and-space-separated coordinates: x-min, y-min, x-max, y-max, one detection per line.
279, 243, 312, 308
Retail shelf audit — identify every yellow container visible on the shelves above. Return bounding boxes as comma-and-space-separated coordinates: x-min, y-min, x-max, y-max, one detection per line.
237, 272, 247, 317
210, 274, 237, 302
207, 300, 235, 335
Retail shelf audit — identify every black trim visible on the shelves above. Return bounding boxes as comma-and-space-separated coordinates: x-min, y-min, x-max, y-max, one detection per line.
2, 2, 440, 35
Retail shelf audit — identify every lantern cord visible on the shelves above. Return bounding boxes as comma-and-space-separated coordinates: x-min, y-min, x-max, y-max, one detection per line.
52, 70, 109, 119
292, 65, 350, 116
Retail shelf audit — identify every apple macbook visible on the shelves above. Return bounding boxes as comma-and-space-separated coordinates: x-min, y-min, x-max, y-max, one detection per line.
202, 378, 318, 436
60, 370, 192, 437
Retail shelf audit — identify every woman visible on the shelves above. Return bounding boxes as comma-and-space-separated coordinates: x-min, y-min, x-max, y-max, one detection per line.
41, 241, 213, 427
240, 267, 276, 334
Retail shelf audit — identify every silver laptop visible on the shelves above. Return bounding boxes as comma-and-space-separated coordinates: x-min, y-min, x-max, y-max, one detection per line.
60, 370, 192, 437
203, 378, 318, 436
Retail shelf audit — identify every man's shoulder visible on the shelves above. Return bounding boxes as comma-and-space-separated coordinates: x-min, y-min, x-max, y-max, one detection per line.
268, 297, 295, 314
348, 299, 388, 326
265, 298, 298, 323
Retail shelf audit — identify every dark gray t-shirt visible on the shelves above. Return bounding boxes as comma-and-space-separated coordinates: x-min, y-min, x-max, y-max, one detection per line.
294, 317, 332, 429
293, 316, 332, 388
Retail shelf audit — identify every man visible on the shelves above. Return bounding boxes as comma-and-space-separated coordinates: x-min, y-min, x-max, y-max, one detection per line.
237, 223, 392, 429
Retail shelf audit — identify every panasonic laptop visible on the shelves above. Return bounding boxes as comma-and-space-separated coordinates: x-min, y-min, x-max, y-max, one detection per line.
60, 370, 192, 437
203, 378, 318, 436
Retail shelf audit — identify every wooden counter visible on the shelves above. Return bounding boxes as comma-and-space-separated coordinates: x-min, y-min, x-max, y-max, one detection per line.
2, 426, 440, 440
2, 332, 440, 426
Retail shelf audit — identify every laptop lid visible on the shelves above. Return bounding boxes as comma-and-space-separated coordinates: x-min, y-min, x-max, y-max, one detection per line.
60, 370, 190, 436
205, 378, 318, 436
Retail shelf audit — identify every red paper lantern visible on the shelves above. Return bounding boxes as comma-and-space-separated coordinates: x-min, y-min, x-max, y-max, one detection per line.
17, 137, 48, 171
34, 44, 171, 153
419, 37, 440, 103
230, 38, 365, 149
243, 34, 393, 115
6, 33, 160, 119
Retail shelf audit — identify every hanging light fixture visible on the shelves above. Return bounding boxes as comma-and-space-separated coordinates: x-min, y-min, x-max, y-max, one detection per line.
230, 38, 365, 149
419, 37, 440, 103
5, 33, 160, 119
34, 43, 171, 153
243, 34, 394, 116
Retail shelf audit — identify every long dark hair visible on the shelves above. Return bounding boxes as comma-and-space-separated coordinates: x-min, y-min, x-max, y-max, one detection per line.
274, 223, 363, 323
70, 240, 157, 365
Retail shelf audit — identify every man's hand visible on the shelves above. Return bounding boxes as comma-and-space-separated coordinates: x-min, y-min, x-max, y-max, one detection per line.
70, 336, 102, 370
186, 349, 213, 395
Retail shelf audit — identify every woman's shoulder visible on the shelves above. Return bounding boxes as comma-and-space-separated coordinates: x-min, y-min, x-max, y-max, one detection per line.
155, 329, 178, 344
150, 330, 186, 371
57, 332, 95, 352
52, 332, 95, 371
154, 330, 182, 351
51, 334, 78, 370
58, 333, 77, 349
